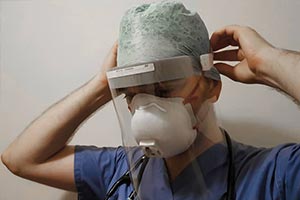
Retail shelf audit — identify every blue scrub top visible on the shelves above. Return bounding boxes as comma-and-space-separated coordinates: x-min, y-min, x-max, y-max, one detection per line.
74, 140, 300, 200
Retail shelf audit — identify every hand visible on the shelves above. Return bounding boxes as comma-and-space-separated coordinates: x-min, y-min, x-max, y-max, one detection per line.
210, 25, 276, 86
99, 40, 118, 84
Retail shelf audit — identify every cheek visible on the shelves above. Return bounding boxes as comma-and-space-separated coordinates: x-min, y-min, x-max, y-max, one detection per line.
188, 96, 206, 115
184, 83, 209, 114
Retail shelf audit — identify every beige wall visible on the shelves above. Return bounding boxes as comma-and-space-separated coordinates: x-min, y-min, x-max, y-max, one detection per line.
1, 0, 300, 199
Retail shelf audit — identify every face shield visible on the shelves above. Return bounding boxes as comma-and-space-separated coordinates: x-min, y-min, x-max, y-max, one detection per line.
106, 54, 230, 199
105, 1, 232, 199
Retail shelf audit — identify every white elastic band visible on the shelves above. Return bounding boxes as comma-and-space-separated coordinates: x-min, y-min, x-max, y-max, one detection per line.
200, 53, 214, 71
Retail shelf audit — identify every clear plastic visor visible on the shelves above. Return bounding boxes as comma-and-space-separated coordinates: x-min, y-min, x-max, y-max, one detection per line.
107, 58, 228, 199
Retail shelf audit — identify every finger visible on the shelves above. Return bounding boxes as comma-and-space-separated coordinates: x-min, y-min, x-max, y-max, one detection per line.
214, 49, 245, 61
210, 25, 243, 51
111, 40, 118, 56
211, 36, 239, 51
214, 63, 238, 81
103, 40, 118, 68
231, 60, 257, 83
108, 40, 119, 62
215, 61, 257, 84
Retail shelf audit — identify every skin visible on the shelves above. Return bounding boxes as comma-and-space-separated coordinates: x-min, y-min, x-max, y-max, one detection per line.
1, 25, 300, 192
123, 76, 220, 115
211, 25, 300, 103
0, 42, 118, 191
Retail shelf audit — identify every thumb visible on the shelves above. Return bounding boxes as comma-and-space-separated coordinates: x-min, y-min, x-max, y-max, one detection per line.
214, 63, 238, 81
100, 41, 118, 83
102, 41, 118, 68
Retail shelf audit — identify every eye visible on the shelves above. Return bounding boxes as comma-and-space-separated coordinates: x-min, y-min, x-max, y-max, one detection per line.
159, 89, 171, 97
156, 80, 185, 97
153, 87, 171, 98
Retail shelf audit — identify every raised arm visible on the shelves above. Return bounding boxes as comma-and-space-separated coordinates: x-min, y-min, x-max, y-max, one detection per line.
1, 42, 118, 191
210, 25, 300, 103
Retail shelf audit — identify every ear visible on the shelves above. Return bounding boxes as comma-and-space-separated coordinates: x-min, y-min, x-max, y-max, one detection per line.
206, 79, 222, 103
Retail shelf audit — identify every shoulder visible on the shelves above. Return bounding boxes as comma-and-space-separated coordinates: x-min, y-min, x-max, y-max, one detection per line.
233, 141, 300, 199
233, 141, 300, 171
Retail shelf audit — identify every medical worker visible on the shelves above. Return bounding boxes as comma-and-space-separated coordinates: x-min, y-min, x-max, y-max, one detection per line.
2, 1, 300, 200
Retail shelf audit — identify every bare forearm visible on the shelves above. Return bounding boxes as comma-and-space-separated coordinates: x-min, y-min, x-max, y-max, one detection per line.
2, 73, 111, 169
211, 26, 300, 103
259, 48, 300, 103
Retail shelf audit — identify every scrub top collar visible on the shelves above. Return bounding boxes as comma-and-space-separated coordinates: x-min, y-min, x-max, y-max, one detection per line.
138, 142, 229, 199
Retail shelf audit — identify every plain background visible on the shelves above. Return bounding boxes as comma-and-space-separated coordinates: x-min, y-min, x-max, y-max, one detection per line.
1, 0, 300, 199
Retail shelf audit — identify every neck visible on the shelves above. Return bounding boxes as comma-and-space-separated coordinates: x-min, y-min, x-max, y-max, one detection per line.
196, 102, 223, 143
164, 133, 214, 181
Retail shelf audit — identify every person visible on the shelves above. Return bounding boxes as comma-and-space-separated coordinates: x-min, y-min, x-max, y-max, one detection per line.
1, 8, 300, 200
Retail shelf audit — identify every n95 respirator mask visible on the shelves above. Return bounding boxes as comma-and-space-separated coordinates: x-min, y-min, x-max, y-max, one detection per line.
129, 93, 198, 158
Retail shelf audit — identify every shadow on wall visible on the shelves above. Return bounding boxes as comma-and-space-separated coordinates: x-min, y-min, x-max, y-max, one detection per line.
221, 119, 300, 148
60, 192, 77, 200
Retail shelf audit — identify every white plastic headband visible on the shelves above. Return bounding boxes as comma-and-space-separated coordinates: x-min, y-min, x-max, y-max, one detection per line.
200, 53, 220, 81
106, 55, 220, 89
200, 53, 214, 71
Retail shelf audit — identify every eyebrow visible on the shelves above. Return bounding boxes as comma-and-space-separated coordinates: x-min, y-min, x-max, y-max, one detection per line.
116, 85, 154, 95
159, 79, 187, 88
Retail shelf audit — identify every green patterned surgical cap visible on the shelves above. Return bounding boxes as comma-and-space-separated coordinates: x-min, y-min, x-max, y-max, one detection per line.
117, 1, 210, 67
